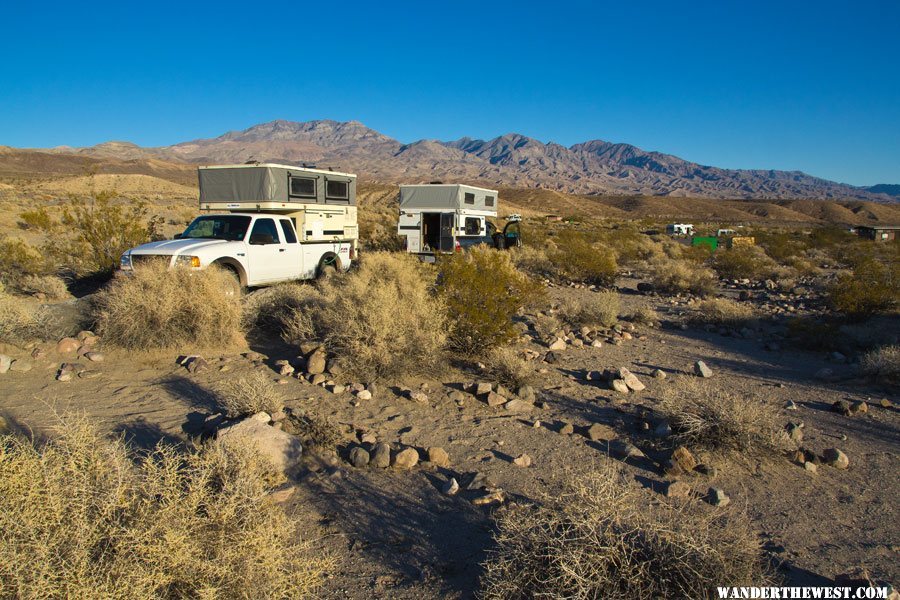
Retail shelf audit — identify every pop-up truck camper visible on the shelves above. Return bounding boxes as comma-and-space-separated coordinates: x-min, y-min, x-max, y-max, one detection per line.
397, 183, 521, 259
120, 163, 358, 292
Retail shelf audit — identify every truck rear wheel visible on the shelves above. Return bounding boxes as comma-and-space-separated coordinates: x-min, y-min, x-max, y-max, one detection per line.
317, 255, 339, 280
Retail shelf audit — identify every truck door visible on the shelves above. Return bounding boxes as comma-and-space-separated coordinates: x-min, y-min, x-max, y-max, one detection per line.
245, 217, 285, 284
277, 218, 302, 281
439, 213, 455, 252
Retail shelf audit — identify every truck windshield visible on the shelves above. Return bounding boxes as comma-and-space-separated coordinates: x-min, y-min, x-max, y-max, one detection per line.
182, 215, 252, 241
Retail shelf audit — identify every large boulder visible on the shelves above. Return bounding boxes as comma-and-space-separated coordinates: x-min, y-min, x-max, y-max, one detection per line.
217, 413, 303, 476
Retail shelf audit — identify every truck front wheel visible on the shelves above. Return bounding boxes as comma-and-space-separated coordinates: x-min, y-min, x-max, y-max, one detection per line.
215, 263, 245, 298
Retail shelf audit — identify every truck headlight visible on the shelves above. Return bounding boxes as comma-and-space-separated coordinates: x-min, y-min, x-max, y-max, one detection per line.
120, 253, 132, 270
175, 255, 201, 268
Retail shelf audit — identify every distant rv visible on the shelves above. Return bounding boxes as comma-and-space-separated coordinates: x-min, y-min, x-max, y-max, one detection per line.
666, 223, 694, 236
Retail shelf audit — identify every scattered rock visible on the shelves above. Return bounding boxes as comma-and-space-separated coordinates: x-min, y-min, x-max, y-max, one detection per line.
608, 439, 645, 460
610, 379, 630, 394
78, 370, 101, 379
56, 338, 79, 354
217, 416, 303, 476
278, 363, 295, 376
822, 448, 849, 469
653, 422, 672, 438
472, 489, 505, 506
517, 385, 536, 402
306, 349, 327, 374
694, 464, 717, 478
666, 481, 692, 499
513, 453, 532, 468
586, 423, 616, 442
370, 442, 391, 468
9, 359, 32, 373
503, 399, 533, 413
392, 447, 420, 469
408, 391, 429, 404
548, 338, 567, 351
559, 422, 574, 435
184, 356, 209, 373
652, 368, 666, 379
784, 400, 798, 410
486, 392, 507, 407
785, 422, 804, 443
671, 446, 697, 473
693, 361, 713, 378
84, 352, 104, 363
354, 389, 372, 400
443, 477, 460, 496
544, 351, 558, 364
708, 487, 730, 507
803, 461, 818, 474
849, 401, 868, 415
348, 447, 370, 468
832, 400, 852, 416
617, 368, 645, 392
310, 373, 327, 386
427, 447, 451, 468
0, 355, 13, 373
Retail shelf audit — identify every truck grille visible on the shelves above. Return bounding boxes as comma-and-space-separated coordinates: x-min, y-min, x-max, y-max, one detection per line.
130, 255, 171, 268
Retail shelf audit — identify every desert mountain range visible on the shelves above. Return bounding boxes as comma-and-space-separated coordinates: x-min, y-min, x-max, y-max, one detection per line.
23, 119, 896, 202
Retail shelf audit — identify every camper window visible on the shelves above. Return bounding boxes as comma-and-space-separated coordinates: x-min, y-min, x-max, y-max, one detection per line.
325, 180, 349, 200
289, 176, 316, 198
279, 219, 298, 244
464, 192, 475, 205
485, 195, 495, 207
464, 217, 482, 235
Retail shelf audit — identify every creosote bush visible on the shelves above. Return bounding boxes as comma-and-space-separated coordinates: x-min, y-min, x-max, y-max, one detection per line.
0, 418, 329, 598
828, 258, 898, 317
548, 232, 618, 285
315, 252, 447, 378
95, 263, 243, 350
0, 287, 49, 344
17, 274, 71, 300
558, 291, 620, 328
215, 371, 284, 418
481, 467, 772, 599
659, 376, 794, 455
242, 282, 322, 342
860, 345, 900, 384
439, 246, 543, 355
509, 245, 554, 279
691, 297, 756, 326
711, 246, 777, 281
650, 256, 717, 296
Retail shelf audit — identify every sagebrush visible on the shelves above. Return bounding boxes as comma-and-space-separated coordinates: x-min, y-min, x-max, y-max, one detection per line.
0, 418, 329, 598
483, 347, 536, 389
481, 467, 772, 599
691, 297, 756, 326
215, 371, 284, 418
860, 345, 900, 384
649, 256, 716, 296
95, 263, 243, 349
558, 291, 620, 328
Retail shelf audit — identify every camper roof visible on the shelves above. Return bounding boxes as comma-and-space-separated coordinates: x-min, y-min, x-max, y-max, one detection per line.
399, 183, 499, 213
199, 163, 356, 179
198, 163, 357, 207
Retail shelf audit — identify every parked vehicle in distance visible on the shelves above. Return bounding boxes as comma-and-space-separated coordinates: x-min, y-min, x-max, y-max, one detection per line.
397, 183, 521, 260
120, 163, 358, 293
666, 223, 694, 236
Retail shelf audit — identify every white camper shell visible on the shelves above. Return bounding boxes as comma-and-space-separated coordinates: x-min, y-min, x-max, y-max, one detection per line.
398, 183, 508, 255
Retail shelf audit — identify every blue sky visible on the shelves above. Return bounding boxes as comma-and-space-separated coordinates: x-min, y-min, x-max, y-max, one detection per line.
1, 0, 898, 185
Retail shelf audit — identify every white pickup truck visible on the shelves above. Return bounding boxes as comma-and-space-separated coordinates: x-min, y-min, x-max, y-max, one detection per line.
119, 163, 359, 293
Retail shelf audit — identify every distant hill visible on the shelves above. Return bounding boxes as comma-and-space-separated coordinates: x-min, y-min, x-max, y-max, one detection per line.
866, 184, 900, 197
14, 119, 897, 201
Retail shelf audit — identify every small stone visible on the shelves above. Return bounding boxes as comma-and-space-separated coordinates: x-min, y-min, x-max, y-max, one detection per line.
330, 384, 346, 394
849, 401, 868, 415
56, 371, 73, 382
83, 352, 104, 363
559, 422, 574, 435
356, 389, 372, 401
586, 423, 616, 442
474, 382, 493, 395
496, 384, 513, 398
879, 398, 891, 408
486, 392, 507, 407
694, 464, 717, 477
822, 448, 849, 469
591, 339, 603, 348
278, 364, 295, 376
671, 446, 698, 472
617, 368, 645, 392
310, 373, 327, 386
427, 447, 451, 468
652, 369, 666, 379
785, 422, 804, 443
803, 461, 818, 474
693, 361, 713, 378
78, 370, 100, 379
709, 487, 730, 506
548, 338, 567, 351
0, 355, 13, 373
370, 443, 391, 468
784, 400, 798, 410
666, 481, 691, 498
306, 350, 327, 375
543, 351, 558, 364
608, 439, 645, 460
472, 489, 505, 506
443, 477, 460, 496
517, 385, 536, 402
503, 399, 533, 413
392, 447, 420, 469
610, 379, 630, 394
653, 422, 672, 437
513, 453, 532, 468
348, 447, 370, 468
408, 391, 429, 404
831, 400, 852, 416
185, 356, 209, 373
359, 431, 377, 444
56, 338, 79, 354
9, 359, 32, 373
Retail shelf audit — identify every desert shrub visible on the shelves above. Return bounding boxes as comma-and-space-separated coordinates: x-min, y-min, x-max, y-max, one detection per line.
0, 288, 48, 344
711, 246, 777, 280
0, 237, 52, 287
316, 252, 447, 378
530, 312, 563, 339
0, 418, 329, 598
282, 410, 343, 450
481, 467, 771, 599
438, 246, 544, 354
597, 227, 657, 264
242, 283, 322, 341
17, 207, 54, 230
95, 263, 243, 350
860, 345, 900, 384
558, 291, 620, 328
628, 305, 659, 326
16, 274, 71, 300
41, 193, 163, 276
483, 347, 536, 389
828, 258, 898, 317
509, 245, 554, 279
659, 376, 794, 455
649, 256, 717, 296
215, 371, 284, 418
690, 297, 756, 326
548, 231, 618, 285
